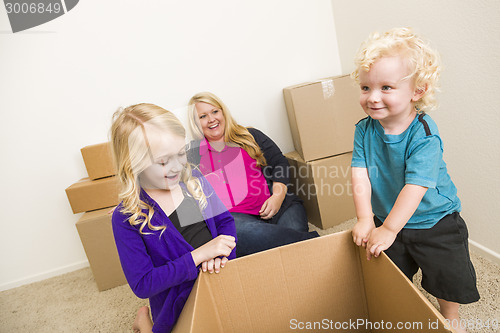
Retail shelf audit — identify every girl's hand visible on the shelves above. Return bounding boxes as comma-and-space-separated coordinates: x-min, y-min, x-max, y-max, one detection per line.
200, 257, 228, 274
259, 195, 283, 220
191, 235, 236, 267
352, 218, 375, 247
365, 225, 397, 260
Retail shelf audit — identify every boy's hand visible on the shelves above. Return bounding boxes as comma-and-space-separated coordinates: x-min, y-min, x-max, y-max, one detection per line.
352, 218, 375, 247
365, 225, 397, 260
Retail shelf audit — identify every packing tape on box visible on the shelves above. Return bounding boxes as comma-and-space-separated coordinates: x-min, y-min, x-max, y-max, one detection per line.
320, 79, 335, 99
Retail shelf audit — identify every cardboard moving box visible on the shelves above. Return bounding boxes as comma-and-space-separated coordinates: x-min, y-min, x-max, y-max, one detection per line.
283, 75, 366, 162
285, 150, 355, 229
65, 176, 120, 214
81, 142, 116, 180
76, 207, 127, 291
173, 231, 451, 333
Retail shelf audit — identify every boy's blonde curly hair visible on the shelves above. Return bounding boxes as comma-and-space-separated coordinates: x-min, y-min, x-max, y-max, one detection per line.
351, 27, 441, 112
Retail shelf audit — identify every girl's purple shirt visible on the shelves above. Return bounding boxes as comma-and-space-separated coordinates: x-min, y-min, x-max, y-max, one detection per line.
112, 172, 236, 333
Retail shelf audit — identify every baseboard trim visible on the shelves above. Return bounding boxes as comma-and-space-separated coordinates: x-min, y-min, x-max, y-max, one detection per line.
469, 239, 500, 266
1, 240, 497, 291
0, 260, 89, 292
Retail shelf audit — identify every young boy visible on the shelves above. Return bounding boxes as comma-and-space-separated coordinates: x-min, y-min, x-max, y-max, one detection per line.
350, 27, 479, 332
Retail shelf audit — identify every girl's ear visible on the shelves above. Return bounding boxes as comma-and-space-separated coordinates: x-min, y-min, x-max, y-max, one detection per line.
412, 84, 428, 102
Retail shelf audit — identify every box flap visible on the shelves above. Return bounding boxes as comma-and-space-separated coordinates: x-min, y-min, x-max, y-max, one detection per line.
359, 249, 452, 332
173, 277, 223, 332
283, 74, 348, 91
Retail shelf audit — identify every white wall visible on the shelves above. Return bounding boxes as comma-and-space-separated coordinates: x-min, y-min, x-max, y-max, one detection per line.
0, 1, 342, 290
331, 0, 500, 260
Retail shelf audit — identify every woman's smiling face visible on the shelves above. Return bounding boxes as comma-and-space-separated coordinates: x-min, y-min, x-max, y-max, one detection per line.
195, 102, 226, 143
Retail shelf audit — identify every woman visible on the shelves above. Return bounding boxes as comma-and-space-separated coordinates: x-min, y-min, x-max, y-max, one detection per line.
187, 92, 318, 257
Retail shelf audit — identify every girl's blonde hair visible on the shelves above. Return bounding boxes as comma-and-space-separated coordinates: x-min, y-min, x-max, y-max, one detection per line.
351, 27, 441, 112
110, 103, 207, 235
187, 92, 267, 167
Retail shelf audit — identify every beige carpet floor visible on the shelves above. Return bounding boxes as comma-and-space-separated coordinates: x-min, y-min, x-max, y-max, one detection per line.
1, 219, 499, 332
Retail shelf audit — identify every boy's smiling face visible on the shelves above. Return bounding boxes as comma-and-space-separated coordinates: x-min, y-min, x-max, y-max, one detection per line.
359, 55, 425, 133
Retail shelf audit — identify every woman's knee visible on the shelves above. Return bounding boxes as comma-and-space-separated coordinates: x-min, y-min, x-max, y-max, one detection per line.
276, 203, 308, 232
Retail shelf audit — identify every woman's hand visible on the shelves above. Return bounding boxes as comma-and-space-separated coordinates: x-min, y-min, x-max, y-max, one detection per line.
191, 235, 236, 268
259, 195, 283, 220
260, 182, 287, 220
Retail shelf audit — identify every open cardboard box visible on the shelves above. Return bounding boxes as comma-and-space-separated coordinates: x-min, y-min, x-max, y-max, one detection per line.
173, 231, 451, 333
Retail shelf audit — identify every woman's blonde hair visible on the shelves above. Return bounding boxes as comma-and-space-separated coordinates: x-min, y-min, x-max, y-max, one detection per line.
187, 92, 267, 167
110, 103, 207, 235
351, 27, 441, 112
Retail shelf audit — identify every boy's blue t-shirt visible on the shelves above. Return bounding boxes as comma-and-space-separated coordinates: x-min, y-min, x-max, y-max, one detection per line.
351, 113, 461, 229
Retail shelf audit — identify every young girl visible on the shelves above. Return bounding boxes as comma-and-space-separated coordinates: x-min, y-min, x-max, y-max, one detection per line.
110, 103, 237, 333
350, 28, 479, 332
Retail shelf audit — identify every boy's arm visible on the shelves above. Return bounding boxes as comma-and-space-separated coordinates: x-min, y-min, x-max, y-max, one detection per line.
366, 184, 427, 260
351, 167, 375, 246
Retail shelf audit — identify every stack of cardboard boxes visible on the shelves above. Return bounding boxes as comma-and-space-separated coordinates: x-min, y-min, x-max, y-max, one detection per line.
283, 75, 366, 229
65, 143, 126, 291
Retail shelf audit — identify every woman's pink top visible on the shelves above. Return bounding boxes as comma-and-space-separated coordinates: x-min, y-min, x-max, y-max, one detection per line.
198, 139, 270, 215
